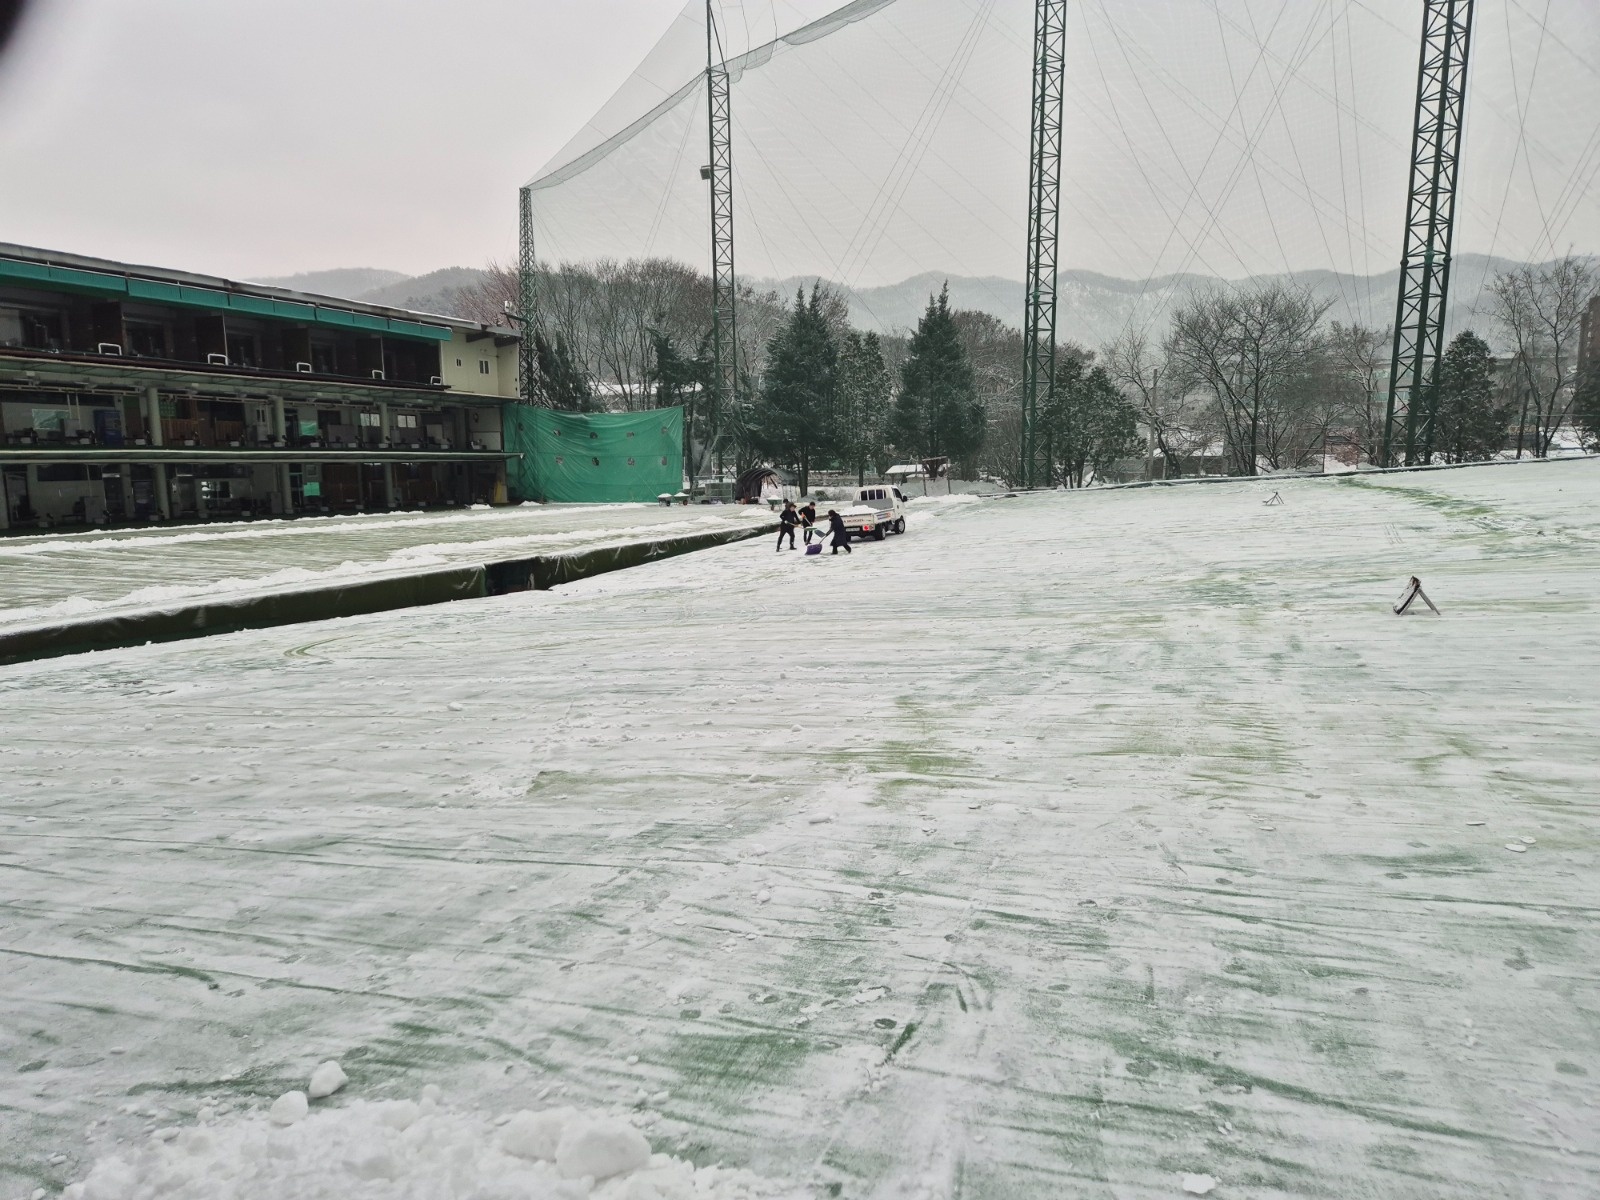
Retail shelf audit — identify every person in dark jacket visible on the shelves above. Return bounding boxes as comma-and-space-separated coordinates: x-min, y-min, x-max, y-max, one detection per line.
799, 501, 818, 544
827, 509, 852, 554
777, 500, 799, 550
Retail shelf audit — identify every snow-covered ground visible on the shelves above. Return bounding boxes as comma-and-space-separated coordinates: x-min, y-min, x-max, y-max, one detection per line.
2, 465, 1598, 1199
0, 503, 769, 629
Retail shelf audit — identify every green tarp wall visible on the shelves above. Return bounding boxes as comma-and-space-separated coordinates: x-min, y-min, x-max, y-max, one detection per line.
505, 406, 683, 503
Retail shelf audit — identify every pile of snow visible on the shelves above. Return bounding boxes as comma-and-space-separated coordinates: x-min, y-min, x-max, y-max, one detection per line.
61, 1084, 804, 1200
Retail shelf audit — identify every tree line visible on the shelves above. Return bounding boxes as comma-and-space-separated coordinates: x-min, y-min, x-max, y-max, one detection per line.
1121, 254, 1597, 476
456, 252, 1597, 489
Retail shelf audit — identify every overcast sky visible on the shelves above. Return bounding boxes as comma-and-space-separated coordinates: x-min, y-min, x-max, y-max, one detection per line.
0, 0, 1594, 286
0, 1, 697, 279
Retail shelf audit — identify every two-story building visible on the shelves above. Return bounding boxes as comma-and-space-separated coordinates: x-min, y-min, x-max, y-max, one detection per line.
0, 244, 521, 529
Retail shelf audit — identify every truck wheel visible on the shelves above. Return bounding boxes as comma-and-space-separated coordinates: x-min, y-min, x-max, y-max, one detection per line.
894, 518, 905, 534
873, 527, 886, 541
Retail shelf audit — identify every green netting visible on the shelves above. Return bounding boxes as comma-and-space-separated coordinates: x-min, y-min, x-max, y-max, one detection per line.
505, 406, 683, 503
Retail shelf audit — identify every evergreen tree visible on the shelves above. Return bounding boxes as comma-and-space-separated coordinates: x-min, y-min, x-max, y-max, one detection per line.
835, 330, 892, 485
753, 287, 839, 496
891, 284, 985, 466
533, 330, 594, 412
1433, 330, 1508, 463
648, 329, 712, 482
1045, 359, 1141, 487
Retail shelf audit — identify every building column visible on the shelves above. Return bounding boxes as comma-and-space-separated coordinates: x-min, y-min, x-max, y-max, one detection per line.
278, 464, 293, 515
0, 470, 10, 530
382, 463, 396, 509
153, 464, 172, 520
144, 386, 164, 447
378, 401, 391, 446
145, 385, 171, 518
272, 396, 287, 446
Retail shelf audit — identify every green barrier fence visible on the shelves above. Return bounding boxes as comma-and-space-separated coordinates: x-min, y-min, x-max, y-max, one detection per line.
504, 406, 683, 503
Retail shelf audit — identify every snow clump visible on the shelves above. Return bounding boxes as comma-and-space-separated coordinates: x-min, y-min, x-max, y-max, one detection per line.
266, 1090, 307, 1126
59, 1086, 805, 1199
306, 1060, 347, 1099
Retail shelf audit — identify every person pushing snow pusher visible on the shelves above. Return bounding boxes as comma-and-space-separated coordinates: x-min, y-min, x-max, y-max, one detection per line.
826, 509, 852, 555
777, 500, 800, 551
799, 500, 818, 544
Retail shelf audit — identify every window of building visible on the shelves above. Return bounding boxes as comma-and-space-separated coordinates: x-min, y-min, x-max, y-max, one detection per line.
395, 413, 419, 430
228, 334, 259, 368
21, 310, 64, 351
455, 358, 463, 367
126, 321, 167, 358
478, 360, 490, 375
358, 412, 381, 428
36, 464, 92, 482
310, 343, 338, 374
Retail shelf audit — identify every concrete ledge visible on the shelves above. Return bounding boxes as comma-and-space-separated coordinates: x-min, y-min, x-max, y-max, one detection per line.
0, 520, 776, 667
484, 521, 774, 593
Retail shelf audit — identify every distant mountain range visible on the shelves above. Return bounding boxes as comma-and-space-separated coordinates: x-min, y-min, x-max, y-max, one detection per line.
768, 254, 1552, 349
252, 267, 410, 300
254, 254, 1574, 351
251, 266, 490, 318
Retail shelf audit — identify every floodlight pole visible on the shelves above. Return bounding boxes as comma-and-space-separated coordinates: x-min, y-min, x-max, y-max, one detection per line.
705, 1, 738, 489
1021, 0, 1066, 490
518, 185, 541, 405
1381, 0, 1474, 467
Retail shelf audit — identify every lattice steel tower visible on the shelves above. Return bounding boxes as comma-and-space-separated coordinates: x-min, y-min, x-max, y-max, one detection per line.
705, 0, 737, 466
1021, 0, 1066, 489
518, 185, 540, 405
1382, 0, 1475, 466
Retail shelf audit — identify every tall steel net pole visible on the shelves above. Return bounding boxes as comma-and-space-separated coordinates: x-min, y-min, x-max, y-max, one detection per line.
518, 185, 541, 405
1021, 0, 1066, 489
705, 1, 737, 483
1382, 0, 1474, 467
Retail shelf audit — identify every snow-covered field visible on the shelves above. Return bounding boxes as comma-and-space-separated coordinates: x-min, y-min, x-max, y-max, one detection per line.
2, 463, 1597, 1199
0, 503, 769, 629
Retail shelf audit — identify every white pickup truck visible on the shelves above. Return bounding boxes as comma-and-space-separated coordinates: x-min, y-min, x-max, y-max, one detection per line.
836, 484, 908, 542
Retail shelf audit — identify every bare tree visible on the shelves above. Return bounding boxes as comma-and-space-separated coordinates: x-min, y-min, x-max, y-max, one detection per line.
442, 261, 520, 327
1323, 322, 1390, 467
951, 309, 1022, 482
1491, 255, 1596, 457
1102, 330, 1217, 478
1165, 283, 1332, 475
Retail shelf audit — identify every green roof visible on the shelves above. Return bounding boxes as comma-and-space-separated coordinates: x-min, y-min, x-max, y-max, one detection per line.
2, 257, 454, 342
